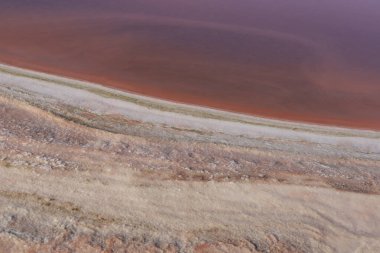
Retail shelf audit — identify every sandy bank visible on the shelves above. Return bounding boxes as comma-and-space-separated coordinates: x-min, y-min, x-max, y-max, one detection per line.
0, 63, 380, 252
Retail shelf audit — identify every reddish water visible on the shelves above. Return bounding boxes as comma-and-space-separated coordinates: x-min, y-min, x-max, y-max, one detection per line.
1, 0, 380, 129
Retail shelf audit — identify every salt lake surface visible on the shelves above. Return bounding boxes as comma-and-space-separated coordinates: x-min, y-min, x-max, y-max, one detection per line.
0, 0, 379, 129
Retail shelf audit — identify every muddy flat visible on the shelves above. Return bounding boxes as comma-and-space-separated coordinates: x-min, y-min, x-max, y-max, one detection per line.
1, 0, 380, 129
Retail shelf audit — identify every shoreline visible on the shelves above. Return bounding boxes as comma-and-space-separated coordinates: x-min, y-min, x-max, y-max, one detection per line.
1, 60, 379, 132
1, 62, 379, 155
1, 62, 379, 135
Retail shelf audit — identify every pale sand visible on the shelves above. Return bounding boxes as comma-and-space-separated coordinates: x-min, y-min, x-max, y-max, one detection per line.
0, 63, 380, 252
